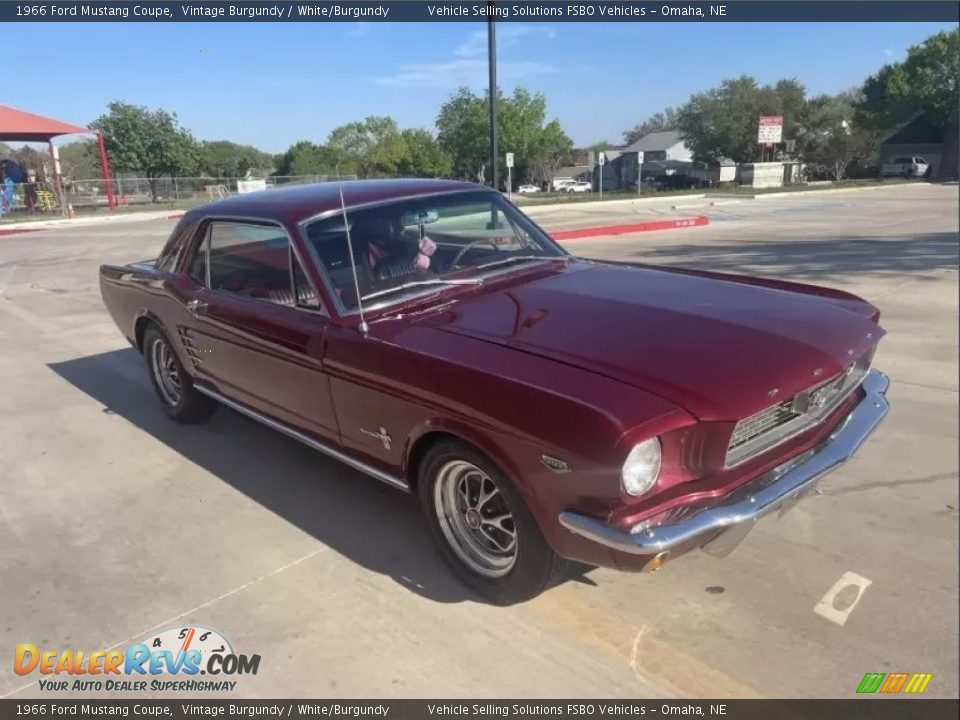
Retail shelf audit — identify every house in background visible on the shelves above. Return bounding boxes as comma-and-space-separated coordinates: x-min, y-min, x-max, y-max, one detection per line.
550, 165, 590, 189
880, 113, 959, 179
588, 149, 625, 190
617, 130, 694, 189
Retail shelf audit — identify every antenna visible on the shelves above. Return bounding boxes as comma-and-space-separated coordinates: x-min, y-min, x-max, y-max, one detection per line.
338, 184, 368, 334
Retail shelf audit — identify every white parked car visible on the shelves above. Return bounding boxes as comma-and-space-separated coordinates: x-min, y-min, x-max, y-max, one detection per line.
517, 184, 540, 193
552, 179, 576, 191
881, 156, 930, 178
564, 181, 593, 193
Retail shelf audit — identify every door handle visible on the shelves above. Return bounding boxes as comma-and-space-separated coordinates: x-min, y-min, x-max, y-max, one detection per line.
186, 299, 209, 315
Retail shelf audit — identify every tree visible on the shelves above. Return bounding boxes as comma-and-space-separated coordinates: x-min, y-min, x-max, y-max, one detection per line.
436, 86, 572, 188
274, 141, 339, 176
855, 29, 960, 131
326, 116, 407, 178
397, 128, 452, 177
582, 141, 617, 151
199, 140, 272, 178
796, 93, 879, 180
90, 102, 200, 201
675, 76, 808, 163
623, 107, 679, 145
528, 120, 573, 188
57, 140, 100, 180
436, 88, 490, 181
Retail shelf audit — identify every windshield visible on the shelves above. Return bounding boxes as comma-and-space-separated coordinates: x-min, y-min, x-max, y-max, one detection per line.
302, 190, 566, 311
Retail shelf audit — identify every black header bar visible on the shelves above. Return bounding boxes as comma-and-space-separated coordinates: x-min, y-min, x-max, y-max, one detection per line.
2, 1, 958, 23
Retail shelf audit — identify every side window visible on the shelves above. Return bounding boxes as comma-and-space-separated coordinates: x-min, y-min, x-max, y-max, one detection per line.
157, 220, 188, 272
186, 232, 208, 286
291, 252, 322, 311
206, 221, 323, 310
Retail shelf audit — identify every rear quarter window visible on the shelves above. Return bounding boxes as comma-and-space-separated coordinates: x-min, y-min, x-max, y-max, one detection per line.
156, 217, 192, 272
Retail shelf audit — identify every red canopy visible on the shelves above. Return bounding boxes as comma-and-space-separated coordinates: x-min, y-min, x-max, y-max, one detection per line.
0, 104, 91, 142
0, 104, 115, 210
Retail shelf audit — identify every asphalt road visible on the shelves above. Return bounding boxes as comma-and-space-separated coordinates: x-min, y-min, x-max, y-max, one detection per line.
0, 183, 957, 699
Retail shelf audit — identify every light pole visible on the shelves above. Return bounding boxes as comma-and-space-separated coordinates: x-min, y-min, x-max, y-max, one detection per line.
487, 3, 498, 192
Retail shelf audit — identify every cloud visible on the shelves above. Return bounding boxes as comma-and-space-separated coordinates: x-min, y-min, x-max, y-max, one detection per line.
883, 48, 894, 58
375, 59, 555, 89
454, 25, 557, 57
374, 25, 557, 90
346, 22, 370, 37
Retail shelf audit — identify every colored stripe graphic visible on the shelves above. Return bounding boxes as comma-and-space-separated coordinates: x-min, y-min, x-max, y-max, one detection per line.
857, 672, 933, 694
857, 673, 886, 693
880, 672, 909, 693
903, 673, 933, 693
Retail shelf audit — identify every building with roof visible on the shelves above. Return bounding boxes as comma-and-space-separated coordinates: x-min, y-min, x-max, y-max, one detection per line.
615, 130, 695, 190
621, 130, 693, 163
880, 114, 959, 179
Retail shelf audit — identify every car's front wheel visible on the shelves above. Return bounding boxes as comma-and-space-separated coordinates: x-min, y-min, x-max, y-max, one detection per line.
418, 440, 568, 604
143, 325, 217, 423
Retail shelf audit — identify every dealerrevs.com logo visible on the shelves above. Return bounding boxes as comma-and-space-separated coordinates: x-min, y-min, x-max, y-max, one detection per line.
14, 626, 260, 693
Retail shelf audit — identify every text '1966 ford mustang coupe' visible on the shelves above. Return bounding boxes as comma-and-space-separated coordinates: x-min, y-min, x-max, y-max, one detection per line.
100, 179, 889, 604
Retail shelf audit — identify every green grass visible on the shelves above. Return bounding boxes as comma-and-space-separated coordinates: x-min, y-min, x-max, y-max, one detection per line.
708, 177, 927, 196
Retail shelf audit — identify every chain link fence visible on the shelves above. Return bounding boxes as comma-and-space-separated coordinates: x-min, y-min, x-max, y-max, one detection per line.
56, 174, 359, 214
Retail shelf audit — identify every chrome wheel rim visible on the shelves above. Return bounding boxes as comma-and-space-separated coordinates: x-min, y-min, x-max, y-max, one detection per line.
150, 337, 182, 406
434, 460, 518, 577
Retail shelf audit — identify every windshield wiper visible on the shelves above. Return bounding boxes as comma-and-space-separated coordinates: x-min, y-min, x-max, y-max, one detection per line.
362, 278, 483, 302
476, 255, 566, 271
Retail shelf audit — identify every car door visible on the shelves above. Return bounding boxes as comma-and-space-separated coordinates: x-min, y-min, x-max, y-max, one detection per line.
180, 219, 339, 443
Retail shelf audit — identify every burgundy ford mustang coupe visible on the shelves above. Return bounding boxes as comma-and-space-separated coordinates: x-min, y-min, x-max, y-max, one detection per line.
100, 179, 889, 604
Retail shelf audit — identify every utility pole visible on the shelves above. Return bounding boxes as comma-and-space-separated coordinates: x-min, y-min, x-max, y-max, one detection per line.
487, 3, 499, 192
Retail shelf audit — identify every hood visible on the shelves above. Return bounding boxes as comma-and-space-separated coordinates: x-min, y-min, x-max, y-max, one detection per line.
417, 262, 882, 420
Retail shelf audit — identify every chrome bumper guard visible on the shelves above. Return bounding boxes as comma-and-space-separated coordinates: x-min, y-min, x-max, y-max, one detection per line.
559, 370, 890, 557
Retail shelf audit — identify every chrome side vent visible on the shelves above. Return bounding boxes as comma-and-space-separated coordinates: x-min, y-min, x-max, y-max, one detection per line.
177, 328, 202, 368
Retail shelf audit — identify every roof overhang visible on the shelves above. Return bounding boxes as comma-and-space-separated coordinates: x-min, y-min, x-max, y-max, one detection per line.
0, 104, 93, 143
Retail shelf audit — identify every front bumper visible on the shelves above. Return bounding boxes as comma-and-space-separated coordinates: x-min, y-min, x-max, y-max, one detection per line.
558, 370, 890, 559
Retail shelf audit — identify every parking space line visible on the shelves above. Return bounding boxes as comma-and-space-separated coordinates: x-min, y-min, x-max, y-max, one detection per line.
530, 586, 764, 698
813, 571, 872, 626
0, 546, 328, 698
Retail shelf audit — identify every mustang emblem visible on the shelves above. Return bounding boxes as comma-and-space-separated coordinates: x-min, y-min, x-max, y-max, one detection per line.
360, 426, 392, 451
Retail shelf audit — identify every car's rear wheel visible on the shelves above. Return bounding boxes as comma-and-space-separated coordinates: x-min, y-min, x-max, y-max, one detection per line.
418, 440, 568, 604
143, 326, 216, 423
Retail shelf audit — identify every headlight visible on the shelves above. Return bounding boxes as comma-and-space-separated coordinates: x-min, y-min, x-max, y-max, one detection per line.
621, 438, 662, 496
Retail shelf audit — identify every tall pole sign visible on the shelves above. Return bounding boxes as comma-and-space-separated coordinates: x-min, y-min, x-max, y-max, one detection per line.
505, 152, 514, 201
636, 150, 644, 196
598, 151, 605, 200
487, 6, 498, 191
757, 116, 783, 162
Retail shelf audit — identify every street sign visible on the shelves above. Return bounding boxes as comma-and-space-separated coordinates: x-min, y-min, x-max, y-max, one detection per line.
636, 151, 644, 164
758, 116, 784, 144
505, 152, 514, 168
598, 152, 606, 166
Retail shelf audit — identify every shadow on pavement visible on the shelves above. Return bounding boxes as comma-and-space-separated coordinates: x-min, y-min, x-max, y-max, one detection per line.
49, 348, 524, 605
621, 231, 960, 281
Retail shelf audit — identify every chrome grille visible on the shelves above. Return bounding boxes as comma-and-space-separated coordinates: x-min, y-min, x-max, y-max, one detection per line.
725, 348, 874, 468
728, 400, 799, 451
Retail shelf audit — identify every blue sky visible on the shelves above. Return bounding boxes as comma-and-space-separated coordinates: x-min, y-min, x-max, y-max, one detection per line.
5, 21, 955, 152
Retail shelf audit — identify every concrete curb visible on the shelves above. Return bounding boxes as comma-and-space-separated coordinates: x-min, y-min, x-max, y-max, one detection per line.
0, 227, 43, 238
0, 209, 182, 233
523, 194, 707, 216
551, 215, 709, 241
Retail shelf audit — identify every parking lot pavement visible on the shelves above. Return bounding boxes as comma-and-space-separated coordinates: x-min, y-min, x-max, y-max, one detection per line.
1, 184, 957, 699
